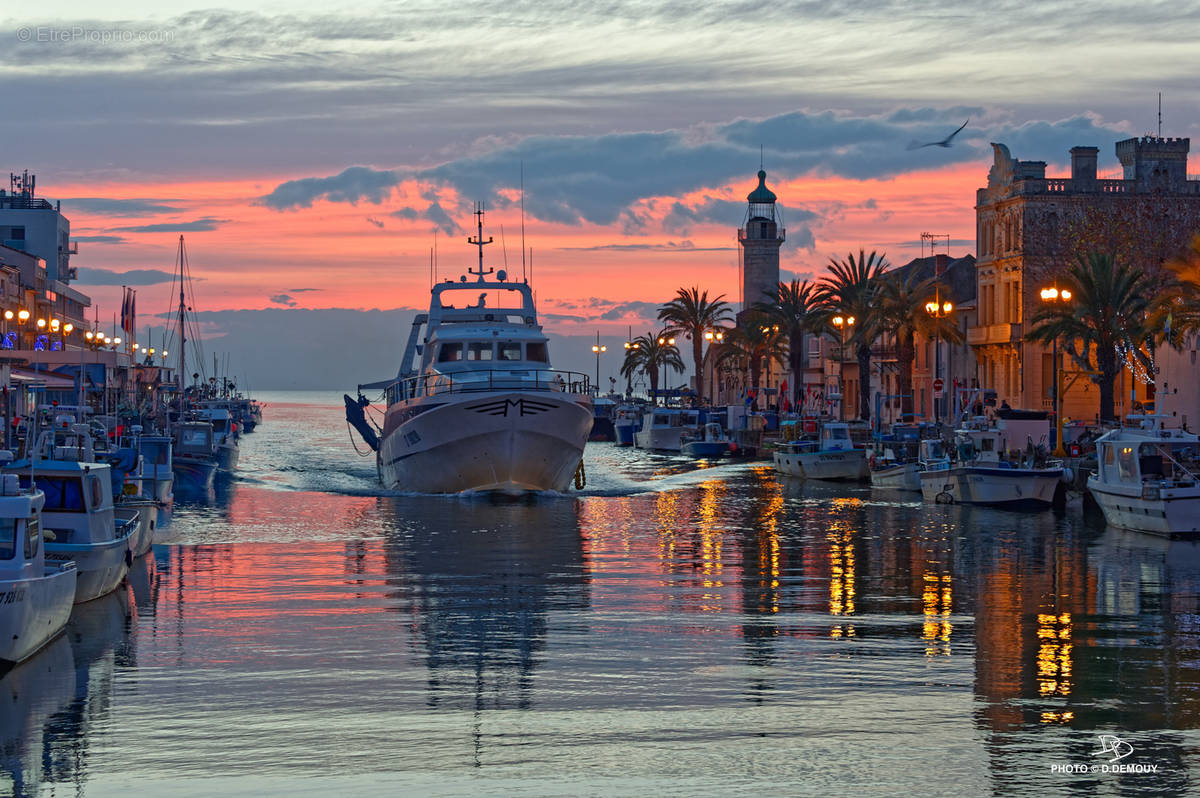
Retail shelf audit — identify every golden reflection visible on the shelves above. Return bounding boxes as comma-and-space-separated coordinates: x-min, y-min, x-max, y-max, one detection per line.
827, 524, 856, 638
1035, 612, 1073, 697
752, 473, 785, 616
922, 572, 953, 657
1040, 710, 1075, 724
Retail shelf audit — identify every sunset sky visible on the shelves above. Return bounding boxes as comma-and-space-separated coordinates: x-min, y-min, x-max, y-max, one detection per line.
4, 1, 1197, 386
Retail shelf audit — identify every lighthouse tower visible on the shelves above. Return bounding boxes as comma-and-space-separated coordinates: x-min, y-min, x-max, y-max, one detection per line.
738, 169, 785, 311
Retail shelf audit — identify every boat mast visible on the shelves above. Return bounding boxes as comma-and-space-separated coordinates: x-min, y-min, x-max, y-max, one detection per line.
467, 202, 493, 282
177, 235, 186, 419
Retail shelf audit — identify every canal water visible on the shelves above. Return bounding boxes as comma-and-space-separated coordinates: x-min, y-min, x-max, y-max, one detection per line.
3, 392, 1199, 797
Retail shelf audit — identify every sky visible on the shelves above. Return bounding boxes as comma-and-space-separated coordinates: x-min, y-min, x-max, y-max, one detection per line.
4, 0, 1199, 387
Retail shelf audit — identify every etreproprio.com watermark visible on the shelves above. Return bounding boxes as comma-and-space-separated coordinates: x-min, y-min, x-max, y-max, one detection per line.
17, 26, 175, 44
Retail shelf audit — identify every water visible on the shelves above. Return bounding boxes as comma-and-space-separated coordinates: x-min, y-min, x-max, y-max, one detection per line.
4, 391, 1200, 796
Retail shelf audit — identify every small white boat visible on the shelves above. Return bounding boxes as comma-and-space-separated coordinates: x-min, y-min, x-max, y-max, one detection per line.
871, 432, 948, 493
0, 475, 77, 667
681, 422, 732, 458
774, 422, 867, 481
920, 415, 1062, 508
635, 408, 686, 452
123, 428, 174, 505
1087, 415, 1200, 535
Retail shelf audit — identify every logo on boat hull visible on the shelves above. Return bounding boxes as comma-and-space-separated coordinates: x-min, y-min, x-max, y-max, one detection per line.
466, 397, 557, 417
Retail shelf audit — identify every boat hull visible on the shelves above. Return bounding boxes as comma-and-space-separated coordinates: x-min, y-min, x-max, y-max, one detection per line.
870, 463, 922, 492
635, 427, 683, 452
682, 441, 729, 458
1086, 480, 1200, 535
174, 456, 217, 491
614, 421, 636, 447
217, 442, 239, 472
775, 448, 866, 481
921, 466, 1061, 508
46, 530, 132, 604
378, 391, 592, 494
0, 565, 77, 666
116, 501, 159, 558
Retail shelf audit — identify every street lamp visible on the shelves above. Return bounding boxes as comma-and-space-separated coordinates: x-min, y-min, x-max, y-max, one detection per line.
832, 315, 855, 421
925, 298, 954, 423
591, 332, 607, 397
1040, 285, 1073, 456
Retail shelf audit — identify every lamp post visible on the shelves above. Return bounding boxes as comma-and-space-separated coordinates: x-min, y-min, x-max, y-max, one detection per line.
1039, 285, 1073, 456
703, 328, 724, 404
924, 298, 954, 423
591, 332, 607, 397
622, 338, 639, 397
832, 315, 855, 421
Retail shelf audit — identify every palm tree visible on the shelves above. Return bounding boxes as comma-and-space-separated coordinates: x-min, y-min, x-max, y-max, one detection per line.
755, 280, 827, 412
1027, 252, 1151, 422
876, 270, 965, 421
1151, 234, 1200, 342
657, 287, 732, 404
817, 250, 890, 421
620, 330, 685, 404
715, 312, 788, 405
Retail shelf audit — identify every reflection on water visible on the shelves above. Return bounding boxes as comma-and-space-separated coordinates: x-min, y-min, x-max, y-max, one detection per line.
5, 396, 1200, 795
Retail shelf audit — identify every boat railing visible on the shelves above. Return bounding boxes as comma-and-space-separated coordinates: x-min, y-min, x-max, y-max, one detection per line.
386, 369, 591, 404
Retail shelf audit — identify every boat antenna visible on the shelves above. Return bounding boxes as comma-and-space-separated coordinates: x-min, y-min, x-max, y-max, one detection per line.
433, 228, 438, 284
1158, 91, 1163, 137
520, 161, 526, 283
429, 245, 434, 290
467, 202, 494, 282
500, 224, 509, 269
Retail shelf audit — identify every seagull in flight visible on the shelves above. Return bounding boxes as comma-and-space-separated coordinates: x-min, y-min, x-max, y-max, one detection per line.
907, 119, 969, 150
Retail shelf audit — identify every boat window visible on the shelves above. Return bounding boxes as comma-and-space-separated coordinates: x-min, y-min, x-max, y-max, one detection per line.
827, 427, 850, 440
181, 428, 208, 447
498, 342, 523, 361
1117, 445, 1137, 481
24, 520, 38, 559
980, 438, 995, 452
526, 342, 548, 362
466, 342, 494, 361
20, 476, 86, 513
0, 520, 15, 560
91, 476, 104, 508
438, 342, 463, 363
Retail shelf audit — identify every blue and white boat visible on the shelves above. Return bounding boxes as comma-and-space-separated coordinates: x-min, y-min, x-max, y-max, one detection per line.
681, 422, 732, 459
774, 422, 867, 481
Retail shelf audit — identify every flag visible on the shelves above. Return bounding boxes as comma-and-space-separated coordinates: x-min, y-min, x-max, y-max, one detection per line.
120, 287, 136, 335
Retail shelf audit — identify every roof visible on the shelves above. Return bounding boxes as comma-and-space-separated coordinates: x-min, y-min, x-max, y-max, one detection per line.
890, 254, 977, 304
747, 170, 777, 203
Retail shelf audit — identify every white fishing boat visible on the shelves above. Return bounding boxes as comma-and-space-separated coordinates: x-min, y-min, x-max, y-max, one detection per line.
194, 406, 239, 472
123, 429, 174, 505
870, 426, 948, 493
346, 207, 593, 494
8, 424, 136, 603
635, 408, 686, 452
681, 422, 732, 459
0, 475, 77, 666
919, 413, 1063, 508
1087, 415, 1200, 535
773, 422, 867, 481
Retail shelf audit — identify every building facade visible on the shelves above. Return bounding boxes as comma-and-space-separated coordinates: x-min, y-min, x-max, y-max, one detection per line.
972, 137, 1200, 421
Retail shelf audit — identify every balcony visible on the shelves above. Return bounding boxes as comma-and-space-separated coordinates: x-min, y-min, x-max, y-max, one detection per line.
967, 322, 1022, 346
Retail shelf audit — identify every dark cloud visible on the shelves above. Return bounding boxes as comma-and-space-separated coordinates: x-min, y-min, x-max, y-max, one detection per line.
268, 294, 298, 307
366, 216, 385, 228
72, 235, 128, 244
259, 166, 402, 210
111, 217, 229, 233
557, 240, 734, 253
74, 267, 177, 286
63, 198, 183, 216
423, 201, 462, 235
288, 287, 320, 293
598, 300, 661, 321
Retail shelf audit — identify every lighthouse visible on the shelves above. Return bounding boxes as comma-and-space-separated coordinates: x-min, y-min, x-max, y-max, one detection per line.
737, 169, 785, 311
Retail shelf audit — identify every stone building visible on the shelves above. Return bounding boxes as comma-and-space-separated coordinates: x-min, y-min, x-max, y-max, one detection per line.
971, 137, 1200, 421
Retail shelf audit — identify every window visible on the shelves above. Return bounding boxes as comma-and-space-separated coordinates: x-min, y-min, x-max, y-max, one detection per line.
91, 476, 104, 508
1117, 445, 1137, 481
0, 520, 15, 560
526, 342, 548, 362
24, 519, 38, 559
466, 342, 493, 361
498, 342, 522, 361
437, 343, 463, 363
20, 476, 86, 512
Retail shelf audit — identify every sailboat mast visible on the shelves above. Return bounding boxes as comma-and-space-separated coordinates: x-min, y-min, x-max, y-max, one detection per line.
178, 235, 186, 416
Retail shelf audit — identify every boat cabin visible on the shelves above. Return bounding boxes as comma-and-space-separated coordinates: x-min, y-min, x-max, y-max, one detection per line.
176, 422, 216, 457
820, 423, 855, 452
1094, 428, 1199, 490
0, 476, 47, 581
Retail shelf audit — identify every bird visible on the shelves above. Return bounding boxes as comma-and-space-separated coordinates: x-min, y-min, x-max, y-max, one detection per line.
907, 119, 969, 150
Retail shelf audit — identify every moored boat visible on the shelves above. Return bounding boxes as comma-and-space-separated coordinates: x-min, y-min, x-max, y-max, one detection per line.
773, 421, 867, 481
0, 476, 77, 666
681, 422, 732, 459
1087, 415, 1200, 535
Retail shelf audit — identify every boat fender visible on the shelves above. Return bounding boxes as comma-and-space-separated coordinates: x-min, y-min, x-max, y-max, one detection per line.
574, 460, 586, 490
125, 548, 133, 567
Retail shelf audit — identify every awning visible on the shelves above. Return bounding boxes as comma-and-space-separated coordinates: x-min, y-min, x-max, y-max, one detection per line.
10, 368, 76, 389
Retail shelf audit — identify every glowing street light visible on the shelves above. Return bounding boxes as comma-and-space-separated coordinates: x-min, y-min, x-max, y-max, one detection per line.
1041, 284, 1074, 456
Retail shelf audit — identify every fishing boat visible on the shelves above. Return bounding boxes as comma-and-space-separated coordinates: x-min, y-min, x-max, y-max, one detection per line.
919, 413, 1063, 508
681, 422, 732, 459
869, 424, 941, 493
634, 407, 685, 452
1087, 415, 1200, 535
194, 405, 239, 471
0, 474, 77, 666
589, 397, 616, 442
7, 424, 136, 603
123, 428, 174, 505
612, 403, 643, 447
172, 421, 218, 489
773, 421, 867, 481
346, 206, 592, 494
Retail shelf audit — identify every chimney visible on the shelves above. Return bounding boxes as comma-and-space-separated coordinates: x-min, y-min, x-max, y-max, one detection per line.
1070, 146, 1099, 183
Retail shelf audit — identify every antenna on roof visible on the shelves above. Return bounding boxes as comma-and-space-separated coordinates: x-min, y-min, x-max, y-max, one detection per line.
1158, 92, 1162, 137
500, 224, 509, 269
760, 144, 764, 170
520, 162, 527, 283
